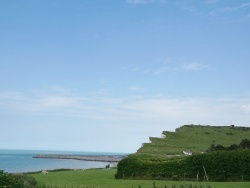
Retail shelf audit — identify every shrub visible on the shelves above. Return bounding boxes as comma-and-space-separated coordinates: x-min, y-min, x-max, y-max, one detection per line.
116, 150, 250, 181
0, 170, 37, 188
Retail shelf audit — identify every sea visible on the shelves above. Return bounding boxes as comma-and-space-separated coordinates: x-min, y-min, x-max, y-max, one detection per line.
0, 149, 125, 173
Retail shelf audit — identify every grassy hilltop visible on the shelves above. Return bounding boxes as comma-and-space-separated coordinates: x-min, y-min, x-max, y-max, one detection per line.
137, 124, 250, 155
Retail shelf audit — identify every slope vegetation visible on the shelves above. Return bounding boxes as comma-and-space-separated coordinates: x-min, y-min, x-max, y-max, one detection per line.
137, 124, 250, 155
116, 125, 250, 181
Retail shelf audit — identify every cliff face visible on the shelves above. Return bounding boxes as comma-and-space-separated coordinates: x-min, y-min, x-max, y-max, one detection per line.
136, 124, 250, 155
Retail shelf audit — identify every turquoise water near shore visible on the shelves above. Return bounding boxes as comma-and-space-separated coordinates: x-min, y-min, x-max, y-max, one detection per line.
0, 149, 125, 173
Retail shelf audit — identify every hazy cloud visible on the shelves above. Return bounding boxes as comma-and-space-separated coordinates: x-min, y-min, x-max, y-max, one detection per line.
0, 91, 24, 101
154, 66, 178, 74
132, 67, 140, 72
176, 1, 197, 13
127, 86, 145, 92
205, 0, 219, 4
153, 59, 210, 74
175, 1, 250, 22
126, 0, 150, 4
181, 62, 210, 70
98, 79, 109, 84
1, 88, 249, 126
126, 0, 166, 5
241, 104, 250, 113
39, 96, 82, 108
221, 3, 250, 13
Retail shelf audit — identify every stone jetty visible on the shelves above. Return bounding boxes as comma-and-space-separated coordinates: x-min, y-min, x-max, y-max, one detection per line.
33, 154, 124, 162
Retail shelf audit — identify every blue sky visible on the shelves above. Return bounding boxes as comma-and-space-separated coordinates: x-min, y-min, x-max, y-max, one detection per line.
1, 0, 250, 153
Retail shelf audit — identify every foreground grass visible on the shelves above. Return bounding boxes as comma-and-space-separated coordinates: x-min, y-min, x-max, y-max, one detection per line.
30, 168, 250, 188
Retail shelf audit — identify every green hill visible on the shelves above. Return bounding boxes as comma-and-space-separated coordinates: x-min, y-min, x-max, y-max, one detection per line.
137, 124, 250, 155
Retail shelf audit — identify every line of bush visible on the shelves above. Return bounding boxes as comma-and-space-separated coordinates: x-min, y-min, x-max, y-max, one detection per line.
0, 170, 37, 188
115, 150, 250, 181
207, 139, 250, 152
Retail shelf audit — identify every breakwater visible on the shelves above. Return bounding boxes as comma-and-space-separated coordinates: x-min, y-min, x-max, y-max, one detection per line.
33, 154, 124, 162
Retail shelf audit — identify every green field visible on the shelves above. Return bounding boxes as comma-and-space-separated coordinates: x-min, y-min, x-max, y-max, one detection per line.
30, 168, 250, 188
137, 125, 250, 155
30, 125, 250, 187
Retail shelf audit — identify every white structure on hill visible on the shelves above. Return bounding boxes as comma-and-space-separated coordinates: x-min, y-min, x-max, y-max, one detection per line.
183, 150, 192, 156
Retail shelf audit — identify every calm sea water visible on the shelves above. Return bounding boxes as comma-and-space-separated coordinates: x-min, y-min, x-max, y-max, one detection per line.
0, 149, 124, 173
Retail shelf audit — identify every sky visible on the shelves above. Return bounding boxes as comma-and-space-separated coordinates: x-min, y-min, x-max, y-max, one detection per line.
0, 0, 250, 153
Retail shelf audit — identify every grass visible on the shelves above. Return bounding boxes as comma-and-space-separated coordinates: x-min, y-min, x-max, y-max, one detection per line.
137, 125, 250, 155
30, 125, 250, 187
30, 168, 250, 188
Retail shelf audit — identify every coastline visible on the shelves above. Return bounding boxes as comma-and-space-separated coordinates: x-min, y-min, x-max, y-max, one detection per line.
33, 154, 124, 163
0, 150, 126, 173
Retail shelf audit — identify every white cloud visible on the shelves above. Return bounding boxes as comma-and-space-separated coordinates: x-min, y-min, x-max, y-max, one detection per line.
120, 97, 250, 127
175, 1, 250, 22
154, 66, 178, 74
241, 3, 250, 8
0, 92, 28, 112
176, 1, 197, 13
152, 59, 210, 74
98, 79, 108, 84
221, 3, 250, 13
126, 0, 150, 4
243, 13, 250, 21
127, 86, 145, 92
181, 62, 210, 70
1, 88, 250, 126
0, 91, 24, 100
122, 98, 210, 120
132, 67, 140, 72
205, 0, 218, 4
31, 85, 75, 96
126, 0, 167, 4
0, 89, 86, 115
39, 96, 81, 107
241, 104, 250, 113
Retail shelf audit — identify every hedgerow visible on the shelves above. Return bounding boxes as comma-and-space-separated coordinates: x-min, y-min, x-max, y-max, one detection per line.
0, 170, 37, 188
115, 150, 250, 181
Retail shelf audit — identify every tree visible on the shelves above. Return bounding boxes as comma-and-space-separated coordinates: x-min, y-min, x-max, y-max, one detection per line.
239, 139, 250, 149
0, 170, 37, 188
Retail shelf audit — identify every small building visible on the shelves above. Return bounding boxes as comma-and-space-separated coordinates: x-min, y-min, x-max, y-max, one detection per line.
161, 134, 166, 138
183, 150, 192, 156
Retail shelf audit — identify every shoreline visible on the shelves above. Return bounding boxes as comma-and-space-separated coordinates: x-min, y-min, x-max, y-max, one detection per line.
33, 154, 124, 163
1, 150, 126, 174
24, 167, 110, 174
